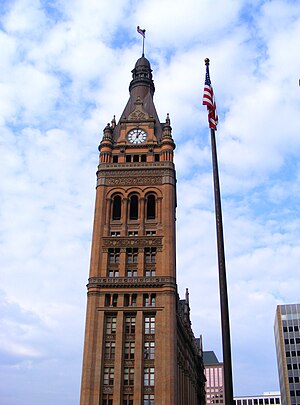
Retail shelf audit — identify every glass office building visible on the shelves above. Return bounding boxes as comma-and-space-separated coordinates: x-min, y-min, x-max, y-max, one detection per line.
274, 304, 300, 405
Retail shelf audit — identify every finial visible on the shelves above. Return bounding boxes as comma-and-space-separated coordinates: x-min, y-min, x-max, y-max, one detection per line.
205, 58, 210, 66
166, 113, 170, 125
111, 115, 116, 129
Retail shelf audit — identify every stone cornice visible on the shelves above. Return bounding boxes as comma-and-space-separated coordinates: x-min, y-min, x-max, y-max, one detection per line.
88, 276, 176, 289
102, 236, 162, 249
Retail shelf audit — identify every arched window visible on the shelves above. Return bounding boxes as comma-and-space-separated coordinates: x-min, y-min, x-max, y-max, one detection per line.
146, 194, 156, 220
112, 195, 121, 220
129, 195, 138, 220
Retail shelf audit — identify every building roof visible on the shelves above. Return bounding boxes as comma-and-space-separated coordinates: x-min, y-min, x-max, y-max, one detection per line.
203, 351, 220, 365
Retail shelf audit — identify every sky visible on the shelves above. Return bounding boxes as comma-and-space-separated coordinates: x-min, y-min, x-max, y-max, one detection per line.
1, 0, 300, 403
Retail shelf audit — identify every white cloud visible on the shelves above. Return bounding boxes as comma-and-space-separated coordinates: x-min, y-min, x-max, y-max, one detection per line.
1, 0, 300, 402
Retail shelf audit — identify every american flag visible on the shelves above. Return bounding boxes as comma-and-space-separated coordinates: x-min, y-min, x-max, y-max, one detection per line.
137, 26, 146, 38
202, 63, 218, 130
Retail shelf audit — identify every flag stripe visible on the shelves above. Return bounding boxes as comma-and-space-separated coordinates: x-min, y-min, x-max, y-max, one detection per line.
137, 26, 145, 38
202, 64, 218, 130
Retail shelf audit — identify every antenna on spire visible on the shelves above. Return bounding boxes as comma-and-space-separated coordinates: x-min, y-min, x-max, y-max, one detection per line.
137, 26, 146, 56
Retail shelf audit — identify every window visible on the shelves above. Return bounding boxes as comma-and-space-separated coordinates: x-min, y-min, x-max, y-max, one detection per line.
145, 247, 156, 263
105, 316, 116, 335
145, 315, 155, 334
108, 270, 119, 277
141, 154, 147, 162
105, 294, 118, 307
145, 269, 156, 277
143, 294, 156, 307
129, 195, 138, 220
128, 230, 138, 236
109, 248, 120, 263
127, 248, 138, 263
125, 315, 136, 334
112, 294, 118, 307
275, 399, 280, 404
283, 326, 288, 332
124, 342, 135, 360
131, 294, 137, 307
290, 338, 295, 344
102, 395, 113, 405
124, 294, 136, 307
133, 155, 139, 162
143, 394, 154, 405
111, 231, 120, 237
127, 269, 138, 277
144, 367, 155, 386
126, 155, 131, 162
146, 194, 156, 220
105, 294, 111, 306
113, 155, 118, 163
144, 294, 149, 307
146, 230, 156, 236
144, 341, 155, 359
103, 367, 114, 385
105, 341, 116, 360
155, 153, 160, 161
123, 397, 133, 405
124, 367, 134, 386
112, 195, 121, 220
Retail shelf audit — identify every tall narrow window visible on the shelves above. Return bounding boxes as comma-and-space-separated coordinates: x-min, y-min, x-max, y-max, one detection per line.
146, 194, 156, 220
129, 195, 138, 220
144, 367, 155, 386
103, 367, 114, 385
124, 342, 135, 360
144, 315, 155, 334
105, 341, 116, 359
124, 367, 134, 386
102, 395, 113, 405
127, 248, 138, 263
125, 315, 136, 334
144, 341, 155, 359
143, 394, 154, 405
105, 316, 116, 335
145, 247, 156, 263
108, 248, 120, 264
112, 195, 121, 220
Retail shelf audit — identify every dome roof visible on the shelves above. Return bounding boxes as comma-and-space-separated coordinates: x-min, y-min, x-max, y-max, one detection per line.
135, 56, 151, 69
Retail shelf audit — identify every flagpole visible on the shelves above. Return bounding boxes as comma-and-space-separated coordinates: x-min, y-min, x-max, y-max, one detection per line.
205, 58, 234, 405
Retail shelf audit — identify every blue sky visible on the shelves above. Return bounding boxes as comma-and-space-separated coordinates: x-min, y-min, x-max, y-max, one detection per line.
1, 0, 300, 404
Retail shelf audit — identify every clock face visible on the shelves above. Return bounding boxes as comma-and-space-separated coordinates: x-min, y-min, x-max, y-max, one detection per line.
127, 128, 147, 144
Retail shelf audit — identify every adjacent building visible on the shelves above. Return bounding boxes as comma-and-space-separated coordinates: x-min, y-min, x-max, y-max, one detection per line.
234, 392, 281, 405
80, 54, 206, 405
274, 303, 300, 405
203, 350, 224, 404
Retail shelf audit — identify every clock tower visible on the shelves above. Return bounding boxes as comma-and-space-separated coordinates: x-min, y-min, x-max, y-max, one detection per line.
80, 55, 205, 405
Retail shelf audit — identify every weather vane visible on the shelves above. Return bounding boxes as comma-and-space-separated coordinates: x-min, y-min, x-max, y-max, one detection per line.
137, 26, 146, 56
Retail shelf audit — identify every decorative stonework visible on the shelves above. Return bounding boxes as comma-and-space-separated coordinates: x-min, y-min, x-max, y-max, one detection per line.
88, 276, 176, 289
103, 237, 162, 249
102, 386, 113, 394
128, 108, 148, 121
105, 176, 162, 186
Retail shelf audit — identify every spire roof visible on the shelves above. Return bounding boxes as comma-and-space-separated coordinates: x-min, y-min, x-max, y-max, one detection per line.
112, 55, 162, 141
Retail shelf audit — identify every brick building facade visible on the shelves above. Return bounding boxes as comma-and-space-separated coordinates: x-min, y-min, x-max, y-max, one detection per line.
80, 54, 205, 405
